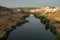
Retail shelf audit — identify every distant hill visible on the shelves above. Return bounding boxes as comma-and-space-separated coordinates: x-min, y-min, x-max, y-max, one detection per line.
0, 6, 12, 12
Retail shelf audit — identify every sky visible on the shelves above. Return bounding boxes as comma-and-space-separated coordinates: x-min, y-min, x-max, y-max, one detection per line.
0, 0, 60, 8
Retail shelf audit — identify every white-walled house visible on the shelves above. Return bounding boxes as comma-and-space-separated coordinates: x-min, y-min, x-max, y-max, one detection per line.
13, 9, 21, 13
44, 8, 57, 13
44, 7, 57, 13
55, 7, 60, 11
30, 10, 35, 13
30, 6, 58, 13
30, 9, 41, 13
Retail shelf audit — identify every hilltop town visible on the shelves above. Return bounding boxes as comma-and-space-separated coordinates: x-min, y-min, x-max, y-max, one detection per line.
29, 6, 60, 33
0, 5, 60, 40
7, 6, 60, 33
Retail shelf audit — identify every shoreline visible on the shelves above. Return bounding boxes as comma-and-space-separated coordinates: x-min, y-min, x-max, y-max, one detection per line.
0, 11, 29, 40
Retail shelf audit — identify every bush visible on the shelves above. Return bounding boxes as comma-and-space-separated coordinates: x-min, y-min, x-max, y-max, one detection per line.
56, 21, 60, 24
56, 33, 60, 40
39, 16, 49, 24
50, 25, 56, 34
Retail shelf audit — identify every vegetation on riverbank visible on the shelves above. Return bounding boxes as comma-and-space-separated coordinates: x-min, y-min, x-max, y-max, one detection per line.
0, 5, 60, 40
0, 6, 29, 40
33, 6, 60, 40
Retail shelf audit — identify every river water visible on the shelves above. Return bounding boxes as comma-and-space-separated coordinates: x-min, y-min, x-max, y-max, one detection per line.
7, 15, 55, 40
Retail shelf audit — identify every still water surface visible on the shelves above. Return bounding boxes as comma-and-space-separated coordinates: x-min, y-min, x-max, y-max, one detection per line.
7, 15, 55, 40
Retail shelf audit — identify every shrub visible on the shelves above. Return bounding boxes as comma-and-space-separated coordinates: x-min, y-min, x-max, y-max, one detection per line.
56, 21, 60, 24
55, 33, 60, 40
39, 16, 49, 24
50, 25, 56, 34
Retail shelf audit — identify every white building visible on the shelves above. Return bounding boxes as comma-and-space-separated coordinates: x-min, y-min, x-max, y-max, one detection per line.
30, 10, 35, 13
30, 9, 41, 13
44, 7, 57, 13
13, 9, 21, 13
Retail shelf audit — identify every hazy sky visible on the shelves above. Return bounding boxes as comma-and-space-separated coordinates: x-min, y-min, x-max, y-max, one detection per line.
0, 0, 60, 8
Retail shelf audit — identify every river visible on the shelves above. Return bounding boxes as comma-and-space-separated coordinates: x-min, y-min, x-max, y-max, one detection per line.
7, 15, 55, 40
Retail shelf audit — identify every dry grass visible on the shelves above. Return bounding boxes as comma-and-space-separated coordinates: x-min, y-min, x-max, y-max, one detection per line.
0, 12, 27, 38
38, 10, 60, 33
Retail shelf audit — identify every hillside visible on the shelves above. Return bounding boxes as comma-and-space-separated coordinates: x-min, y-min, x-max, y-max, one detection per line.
0, 6, 29, 40
0, 6, 12, 12
37, 6, 60, 33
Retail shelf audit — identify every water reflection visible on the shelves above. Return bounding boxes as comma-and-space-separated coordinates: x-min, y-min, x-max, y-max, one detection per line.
41, 22, 57, 35
35, 16, 56, 35
34, 15, 60, 40
7, 16, 54, 40
45, 24, 50, 30
45, 24, 57, 35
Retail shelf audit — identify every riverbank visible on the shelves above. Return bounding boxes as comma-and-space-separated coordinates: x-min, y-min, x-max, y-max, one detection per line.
33, 6, 60, 33
38, 12, 60, 33
33, 7, 60, 40
0, 11, 29, 40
